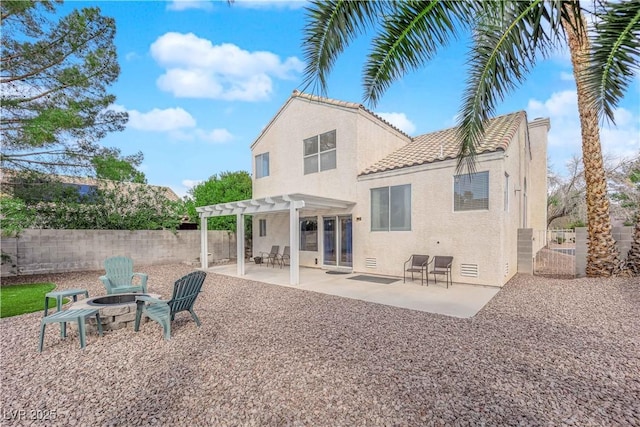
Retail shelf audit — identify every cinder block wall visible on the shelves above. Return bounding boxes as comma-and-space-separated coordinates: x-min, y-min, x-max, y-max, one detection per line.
575, 226, 633, 277
517, 228, 533, 274
1, 229, 236, 277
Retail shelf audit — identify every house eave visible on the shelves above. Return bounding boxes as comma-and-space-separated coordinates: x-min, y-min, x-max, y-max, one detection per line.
357, 150, 506, 181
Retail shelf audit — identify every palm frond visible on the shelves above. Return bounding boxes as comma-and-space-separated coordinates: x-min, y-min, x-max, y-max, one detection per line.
301, 0, 385, 97
362, 0, 474, 106
456, 0, 563, 173
584, 0, 640, 124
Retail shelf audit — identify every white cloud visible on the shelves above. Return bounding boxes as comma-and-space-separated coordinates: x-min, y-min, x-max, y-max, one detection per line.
527, 91, 640, 173
169, 128, 234, 144
116, 104, 234, 143
177, 179, 203, 199
194, 128, 234, 143
182, 179, 202, 189
150, 32, 304, 101
125, 52, 140, 61
527, 90, 577, 118
167, 0, 213, 11
376, 112, 417, 135
127, 107, 197, 131
613, 107, 633, 126
559, 71, 574, 81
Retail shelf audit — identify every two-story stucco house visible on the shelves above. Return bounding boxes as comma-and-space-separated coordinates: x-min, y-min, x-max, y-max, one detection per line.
197, 90, 549, 287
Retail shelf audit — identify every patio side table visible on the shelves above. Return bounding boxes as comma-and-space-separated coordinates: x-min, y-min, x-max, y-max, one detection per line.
39, 309, 103, 352
44, 289, 89, 337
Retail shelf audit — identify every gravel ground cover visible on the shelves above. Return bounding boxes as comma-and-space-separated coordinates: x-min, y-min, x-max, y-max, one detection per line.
1, 264, 638, 426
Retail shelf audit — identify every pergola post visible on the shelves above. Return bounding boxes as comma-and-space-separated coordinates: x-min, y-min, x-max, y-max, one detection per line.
236, 213, 245, 276
200, 215, 208, 270
194, 195, 354, 285
289, 203, 300, 285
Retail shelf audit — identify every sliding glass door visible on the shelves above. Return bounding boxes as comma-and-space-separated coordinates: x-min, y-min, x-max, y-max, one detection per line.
323, 215, 352, 268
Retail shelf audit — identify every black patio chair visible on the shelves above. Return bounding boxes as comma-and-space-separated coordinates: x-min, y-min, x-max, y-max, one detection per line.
428, 256, 453, 288
403, 254, 429, 285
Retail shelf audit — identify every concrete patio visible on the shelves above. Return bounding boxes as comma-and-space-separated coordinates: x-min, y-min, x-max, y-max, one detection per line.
205, 263, 501, 318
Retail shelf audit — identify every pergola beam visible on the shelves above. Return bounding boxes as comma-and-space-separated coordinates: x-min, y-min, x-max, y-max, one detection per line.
197, 193, 354, 285
196, 194, 354, 219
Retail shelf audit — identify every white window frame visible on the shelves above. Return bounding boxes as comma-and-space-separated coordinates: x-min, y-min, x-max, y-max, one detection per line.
454, 171, 489, 212
371, 184, 411, 231
303, 130, 336, 175
299, 216, 318, 251
255, 153, 269, 179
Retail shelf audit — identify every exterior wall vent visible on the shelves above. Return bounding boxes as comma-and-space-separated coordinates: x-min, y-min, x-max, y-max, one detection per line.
365, 258, 377, 268
504, 263, 509, 277
460, 263, 479, 278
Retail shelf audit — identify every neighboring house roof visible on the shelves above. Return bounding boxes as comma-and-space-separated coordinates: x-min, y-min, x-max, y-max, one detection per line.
360, 110, 527, 176
59, 175, 182, 201
251, 90, 411, 149
0, 170, 181, 202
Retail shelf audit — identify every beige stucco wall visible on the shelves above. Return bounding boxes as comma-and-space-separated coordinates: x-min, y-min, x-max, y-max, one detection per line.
250, 96, 406, 262
252, 213, 290, 261
355, 113, 410, 174
251, 97, 408, 201
501, 120, 532, 284
252, 209, 357, 269
355, 151, 509, 286
247, 96, 549, 286
528, 118, 550, 253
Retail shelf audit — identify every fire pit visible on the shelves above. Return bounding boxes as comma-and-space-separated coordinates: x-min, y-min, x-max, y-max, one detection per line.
89, 294, 139, 306
72, 293, 160, 332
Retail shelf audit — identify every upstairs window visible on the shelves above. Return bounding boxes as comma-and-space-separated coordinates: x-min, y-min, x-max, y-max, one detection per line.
255, 153, 269, 178
371, 184, 411, 231
304, 130, 336, 174
454, 171, 489, 211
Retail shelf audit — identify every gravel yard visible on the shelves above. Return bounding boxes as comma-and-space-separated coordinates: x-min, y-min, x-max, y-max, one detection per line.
1, 264, 639, 426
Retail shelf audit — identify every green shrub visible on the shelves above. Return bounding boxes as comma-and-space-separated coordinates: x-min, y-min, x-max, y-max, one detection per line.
567, 220, 586, 230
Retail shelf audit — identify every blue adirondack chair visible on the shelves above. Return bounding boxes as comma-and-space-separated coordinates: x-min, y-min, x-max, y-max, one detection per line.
99, 256, 148, 295
134, 271, 206, 340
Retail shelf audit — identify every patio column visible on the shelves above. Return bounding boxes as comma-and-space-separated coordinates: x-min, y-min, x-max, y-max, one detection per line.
200, 215, 208, 270
237, 213, 245, 276
289, 202, 301, 285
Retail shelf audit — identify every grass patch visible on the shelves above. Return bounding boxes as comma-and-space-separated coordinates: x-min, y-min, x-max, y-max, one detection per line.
0, 283, 67, 318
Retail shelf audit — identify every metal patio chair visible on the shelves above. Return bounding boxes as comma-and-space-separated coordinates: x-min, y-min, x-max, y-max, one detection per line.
403, 254, 429, 285
260, 245, 280, 267
429, 256, 454, 288
276, 246, 290, 268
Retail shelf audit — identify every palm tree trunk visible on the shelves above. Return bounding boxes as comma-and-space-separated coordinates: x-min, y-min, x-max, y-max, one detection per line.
563, 3, 619, 276
622, 218, 640, 276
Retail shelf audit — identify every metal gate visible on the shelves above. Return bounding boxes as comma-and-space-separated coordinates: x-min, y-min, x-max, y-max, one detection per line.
533, 229, 576, 278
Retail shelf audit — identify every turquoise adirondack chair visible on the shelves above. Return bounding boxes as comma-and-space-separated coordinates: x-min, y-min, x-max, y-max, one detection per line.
100, 256, 148, 295
134, 271, 206, 340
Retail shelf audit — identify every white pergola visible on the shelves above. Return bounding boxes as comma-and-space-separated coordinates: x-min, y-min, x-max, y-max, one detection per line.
196, 193, 354, 285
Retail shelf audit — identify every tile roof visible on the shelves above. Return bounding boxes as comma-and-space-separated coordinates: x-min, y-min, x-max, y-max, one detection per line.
360, 111, 526, 176
0, 169, 180, 201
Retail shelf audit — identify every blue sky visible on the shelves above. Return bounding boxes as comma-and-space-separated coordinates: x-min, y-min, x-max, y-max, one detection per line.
62, 0, 639, 197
